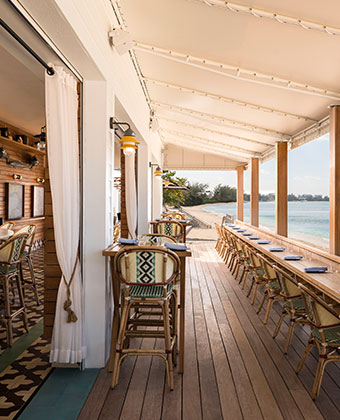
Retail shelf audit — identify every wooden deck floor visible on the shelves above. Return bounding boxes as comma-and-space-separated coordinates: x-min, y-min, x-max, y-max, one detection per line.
79, 242, 340, 420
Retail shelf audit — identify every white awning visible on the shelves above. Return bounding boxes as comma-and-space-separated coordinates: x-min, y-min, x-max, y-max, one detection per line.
117, 0, 338, 169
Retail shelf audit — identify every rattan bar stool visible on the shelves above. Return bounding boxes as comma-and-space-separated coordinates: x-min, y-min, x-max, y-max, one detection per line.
256, 256, 283, 324
15, 225, 39, 305
0, 232, 29, 346
272, 265, 308, 353
246, 250, 265, 304
296, 283, 340, 399
112, 246, 180, 390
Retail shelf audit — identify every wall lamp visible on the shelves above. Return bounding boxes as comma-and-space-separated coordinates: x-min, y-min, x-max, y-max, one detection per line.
36, 177, 45, 183
149, 162, 163, 177
110, 118, 139, 155
12, 174, 22, 180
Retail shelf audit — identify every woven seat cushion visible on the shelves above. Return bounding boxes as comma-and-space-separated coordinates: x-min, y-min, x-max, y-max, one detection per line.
265, 280, 280, 291
129, 283, 173, 298
312, 326, 340, 344
0, 264, 17, 275
285, 297, 305, 311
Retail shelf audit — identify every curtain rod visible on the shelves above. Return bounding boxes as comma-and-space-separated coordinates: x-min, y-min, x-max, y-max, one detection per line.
0, 17, 54, 75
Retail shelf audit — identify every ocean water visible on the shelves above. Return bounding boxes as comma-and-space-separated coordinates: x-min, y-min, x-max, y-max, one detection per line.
203, 201, 329, 248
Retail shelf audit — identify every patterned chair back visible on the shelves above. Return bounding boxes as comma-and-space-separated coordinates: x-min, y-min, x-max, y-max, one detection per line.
140, 234, 177, 245
0, 222, 14, 230
13, 225, 36, 249
248, 251, 263, 276
115, 247, 180, 286
0, 233, 29, 275
298, 283, 340, 328
155, 221, 184, 242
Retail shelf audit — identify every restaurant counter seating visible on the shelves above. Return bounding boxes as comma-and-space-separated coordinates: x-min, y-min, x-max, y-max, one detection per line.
140, 233, 177, 244
272, 265, 308, 354
112, 246, 180, 390
0, 232, 29, 346
256, 255, 283, 324
154, 220, 185, 243
297, 283, 340, 399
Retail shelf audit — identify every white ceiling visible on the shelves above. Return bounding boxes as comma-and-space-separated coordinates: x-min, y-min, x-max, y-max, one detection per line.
118, 0, 340, 169
0, 1, 65, 135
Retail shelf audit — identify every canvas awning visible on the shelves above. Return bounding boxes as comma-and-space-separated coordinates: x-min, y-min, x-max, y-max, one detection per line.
116, 0, 339, 168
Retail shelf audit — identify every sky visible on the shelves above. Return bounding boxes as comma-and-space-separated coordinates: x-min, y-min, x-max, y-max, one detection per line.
175, 133, 329, 196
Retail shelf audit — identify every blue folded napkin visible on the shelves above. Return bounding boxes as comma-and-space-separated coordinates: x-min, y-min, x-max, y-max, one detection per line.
242, 233, 252, 236
257, 240, 271, 244
226, 223, 235, 227
232, 227, 241, 230
284, 255, 303, 261
164, 242, 188, 251
269, 247, 285, 252
178, 220, 187, 223
249, 236, 260, 240
238, 229, 246, 232
304, 266, 328, 273
155, 218, 161, 221
119, 238, 138, 245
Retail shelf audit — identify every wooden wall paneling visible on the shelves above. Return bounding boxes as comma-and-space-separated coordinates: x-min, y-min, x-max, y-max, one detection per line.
0, 119, 45, 243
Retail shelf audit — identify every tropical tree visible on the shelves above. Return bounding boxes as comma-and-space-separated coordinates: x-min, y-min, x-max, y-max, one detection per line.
183, 182, 209, 206
212, 184, 237, 202
162, 170, 187, 207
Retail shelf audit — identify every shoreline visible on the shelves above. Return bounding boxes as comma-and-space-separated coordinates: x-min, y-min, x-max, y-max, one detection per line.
183, 203, 329, 251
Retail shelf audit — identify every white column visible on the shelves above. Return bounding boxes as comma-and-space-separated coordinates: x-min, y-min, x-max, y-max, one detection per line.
137, 143, 151, 235
152, 174, 163, 219
83, 80, 114, 367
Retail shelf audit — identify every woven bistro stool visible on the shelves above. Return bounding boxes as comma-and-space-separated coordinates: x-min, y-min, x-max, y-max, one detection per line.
112, 246, 180, 390
14, 225, 39, 305
272, 265, 308, 354
0, 232, 29, 346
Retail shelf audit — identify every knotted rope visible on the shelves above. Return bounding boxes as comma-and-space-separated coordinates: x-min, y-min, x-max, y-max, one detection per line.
63, 252, 79, 323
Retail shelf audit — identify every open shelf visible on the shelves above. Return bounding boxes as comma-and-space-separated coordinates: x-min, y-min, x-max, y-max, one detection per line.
0, 135, 46, 155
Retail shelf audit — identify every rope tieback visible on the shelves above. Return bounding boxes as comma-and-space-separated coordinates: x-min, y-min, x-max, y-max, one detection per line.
63, 255, 79, 323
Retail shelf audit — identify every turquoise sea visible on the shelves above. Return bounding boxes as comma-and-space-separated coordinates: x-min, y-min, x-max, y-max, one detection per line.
203, 201, 329, 248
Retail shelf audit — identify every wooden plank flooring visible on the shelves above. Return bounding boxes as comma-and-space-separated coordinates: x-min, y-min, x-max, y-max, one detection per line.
79, 241, 340, 420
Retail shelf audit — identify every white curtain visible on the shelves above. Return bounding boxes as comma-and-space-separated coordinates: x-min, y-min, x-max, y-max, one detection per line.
45, 66, 85, 364
125, 149, 137, 238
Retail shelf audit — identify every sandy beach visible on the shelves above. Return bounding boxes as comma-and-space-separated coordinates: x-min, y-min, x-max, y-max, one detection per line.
182, 203, 234, 241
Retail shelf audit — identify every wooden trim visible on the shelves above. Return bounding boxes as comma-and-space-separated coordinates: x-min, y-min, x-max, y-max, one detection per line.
236, 167, 244, 221
250, 158, 259, 227
275, 142, 288, 237
329, 105, 340, 255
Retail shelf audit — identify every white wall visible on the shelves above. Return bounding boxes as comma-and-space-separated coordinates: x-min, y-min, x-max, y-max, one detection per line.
82, 81, 114, 367
19, 0, 163, 368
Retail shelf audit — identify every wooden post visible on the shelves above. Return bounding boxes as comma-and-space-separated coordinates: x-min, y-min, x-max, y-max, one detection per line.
329, 105, 340, 255
275, 142, 288, 237
250, 158, 259, 227
237, 166, 244, 221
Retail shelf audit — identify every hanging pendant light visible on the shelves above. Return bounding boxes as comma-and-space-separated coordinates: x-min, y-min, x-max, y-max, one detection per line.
154, 166, 162, 176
